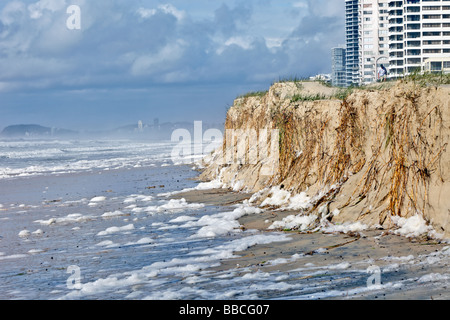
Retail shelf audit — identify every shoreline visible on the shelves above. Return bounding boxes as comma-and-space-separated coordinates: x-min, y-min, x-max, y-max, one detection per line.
172, 187, 450, 300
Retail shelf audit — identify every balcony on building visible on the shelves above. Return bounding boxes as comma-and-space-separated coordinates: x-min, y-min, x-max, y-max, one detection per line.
406, 40, 421, 47
406, 14, 421, 22
406, 23, 421, 30
406, 31, 422, 39
406, 49, 422, 56
388, 1, 403, 8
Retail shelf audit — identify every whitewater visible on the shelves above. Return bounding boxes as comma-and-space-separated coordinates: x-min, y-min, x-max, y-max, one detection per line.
0, 139, 448, 300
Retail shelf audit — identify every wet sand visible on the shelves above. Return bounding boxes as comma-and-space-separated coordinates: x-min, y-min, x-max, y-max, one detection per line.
172, 188, 450, 300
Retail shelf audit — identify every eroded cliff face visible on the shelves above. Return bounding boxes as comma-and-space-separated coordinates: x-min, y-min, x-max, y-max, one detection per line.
200, 81, 450, 238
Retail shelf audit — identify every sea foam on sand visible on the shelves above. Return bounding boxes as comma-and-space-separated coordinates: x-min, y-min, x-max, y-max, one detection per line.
256, 186, 440, 238
391, 214, 435, 238
183, 201, 263, 238
97, 224, 135, 236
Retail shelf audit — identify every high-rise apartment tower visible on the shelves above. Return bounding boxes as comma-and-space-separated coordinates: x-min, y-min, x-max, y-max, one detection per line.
346, 0, 360, 86
388, 0, 450, 78
332, 47, 347, 87
342, 0, 450, 85
359, 0, 390, 84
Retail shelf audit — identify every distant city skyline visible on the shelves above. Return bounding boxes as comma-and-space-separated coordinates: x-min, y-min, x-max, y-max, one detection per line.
0, 0, 345, 131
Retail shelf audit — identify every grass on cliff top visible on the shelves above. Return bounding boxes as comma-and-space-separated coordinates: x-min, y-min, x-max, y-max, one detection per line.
291, 93, 328, 102
404, 71, 450, 87
235, 72, 450, 104
237, 90, 268, 99
275, 75, 309, 84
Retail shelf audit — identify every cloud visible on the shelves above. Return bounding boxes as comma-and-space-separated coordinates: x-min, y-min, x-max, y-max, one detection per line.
213, 2, 252, 37
28, 0, 66, 19
131, 40, 187, 77
0, 0, 345, 91
306, 0, 344, 18
0, 0, 346, 129
137, 4, 185, 21
1, 1, 27, 26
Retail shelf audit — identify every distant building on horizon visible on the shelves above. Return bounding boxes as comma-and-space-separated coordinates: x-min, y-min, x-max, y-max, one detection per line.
331, 46, 347, 87
309, 73, 332, 85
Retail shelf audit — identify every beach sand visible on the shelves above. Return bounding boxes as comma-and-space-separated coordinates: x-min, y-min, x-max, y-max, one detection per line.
172, 188, 450, 300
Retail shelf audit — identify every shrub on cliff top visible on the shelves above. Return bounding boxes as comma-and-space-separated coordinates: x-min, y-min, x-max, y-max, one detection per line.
237, 90, 268, 99
291, 93, 327, 102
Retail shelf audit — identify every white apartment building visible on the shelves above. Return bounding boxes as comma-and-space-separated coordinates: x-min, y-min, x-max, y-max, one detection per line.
359, 0, 390, 85
343, 0, 450, 86
388, 0, 450, 78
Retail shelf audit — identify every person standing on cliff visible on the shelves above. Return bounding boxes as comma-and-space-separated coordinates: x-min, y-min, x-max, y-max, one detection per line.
378, 64, 387, 82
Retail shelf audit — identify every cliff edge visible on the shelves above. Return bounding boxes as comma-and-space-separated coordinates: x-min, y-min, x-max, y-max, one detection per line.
200, 80, 450, 239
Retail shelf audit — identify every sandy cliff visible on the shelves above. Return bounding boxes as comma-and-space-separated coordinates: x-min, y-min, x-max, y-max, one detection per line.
200, 80, 450, 238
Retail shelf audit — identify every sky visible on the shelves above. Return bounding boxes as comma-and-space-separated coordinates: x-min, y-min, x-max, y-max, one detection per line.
0, 0, 345, 132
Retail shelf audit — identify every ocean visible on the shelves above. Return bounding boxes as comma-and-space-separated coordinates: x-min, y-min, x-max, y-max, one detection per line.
0, 138, 290, 300
0, 138, 448, 301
